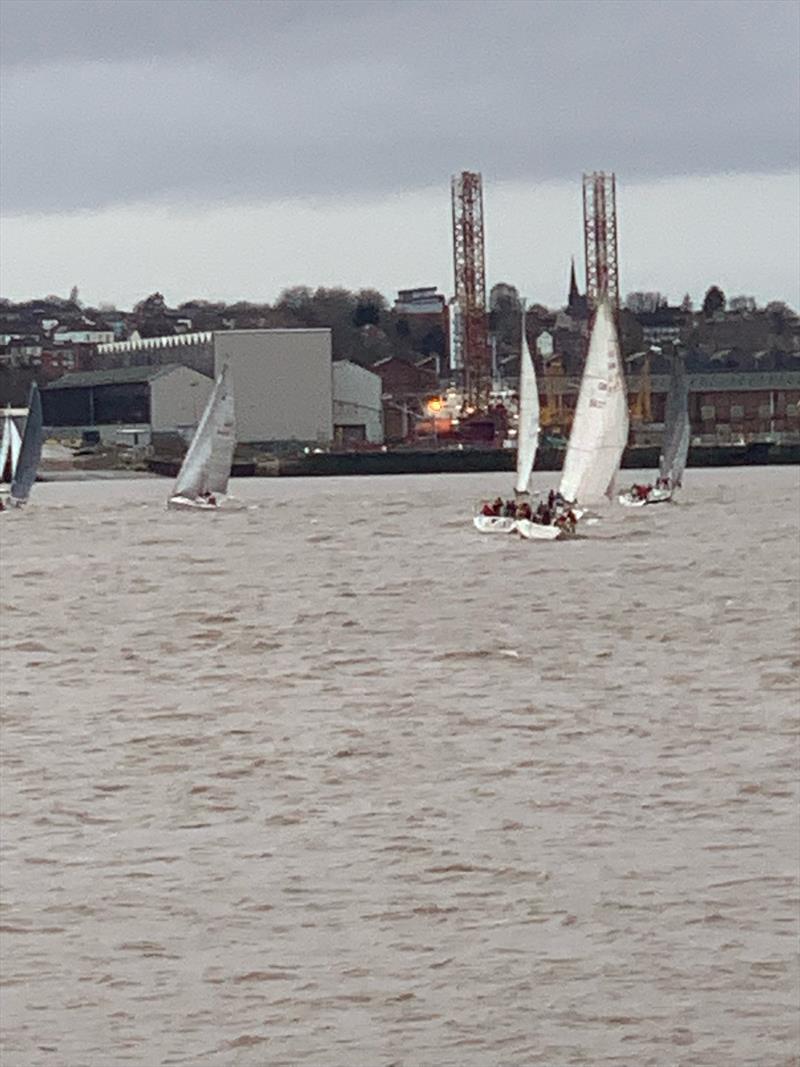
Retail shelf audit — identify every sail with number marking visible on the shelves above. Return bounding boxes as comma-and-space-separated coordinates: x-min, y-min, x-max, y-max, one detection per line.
559, 299, 629, 505
172, 365, 236, 500
659, 355, 690, 487
514, 309, 540, 495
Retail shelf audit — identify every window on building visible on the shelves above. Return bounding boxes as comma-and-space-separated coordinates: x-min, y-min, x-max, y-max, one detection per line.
787, 403, 799, 419
700, 405, 715, 421
758, 403, 771, 418
730, 404, 744, 420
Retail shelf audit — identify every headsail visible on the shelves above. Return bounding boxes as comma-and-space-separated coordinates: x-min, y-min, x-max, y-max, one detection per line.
0, 416, 10, 481
514, 306, 540, 495
10, 419, 22, 476
559, 299, 629, 505
10, 384, 43, 504
172, 365, 236, 499
659, 355, 690, 487
1, 416, 23, 483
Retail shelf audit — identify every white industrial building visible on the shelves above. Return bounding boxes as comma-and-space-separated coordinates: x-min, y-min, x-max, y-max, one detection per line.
213, 329, 333, 443
332, 360, 383, 445
94, 328, 382, 446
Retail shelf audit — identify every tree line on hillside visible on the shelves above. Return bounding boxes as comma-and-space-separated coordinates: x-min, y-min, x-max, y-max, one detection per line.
130, 288, 448, 367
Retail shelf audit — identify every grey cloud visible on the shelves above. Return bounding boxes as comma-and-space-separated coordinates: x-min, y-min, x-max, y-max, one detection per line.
1, 0, 797, 215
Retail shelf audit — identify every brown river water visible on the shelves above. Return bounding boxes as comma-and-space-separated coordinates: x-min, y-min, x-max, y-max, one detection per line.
1, 467, 798, 1067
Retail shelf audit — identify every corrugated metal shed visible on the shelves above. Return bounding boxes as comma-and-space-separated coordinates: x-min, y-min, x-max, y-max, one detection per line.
44, 365, 187, 390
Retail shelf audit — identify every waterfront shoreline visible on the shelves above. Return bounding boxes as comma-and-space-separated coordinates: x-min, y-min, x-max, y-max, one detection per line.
143, 441, 800, 478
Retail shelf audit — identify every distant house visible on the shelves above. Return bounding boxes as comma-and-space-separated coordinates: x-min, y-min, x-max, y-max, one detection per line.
53, 327, 115, 345
372, 356, 439, 397
636, 307, 686, 347
0, 336, 44, 367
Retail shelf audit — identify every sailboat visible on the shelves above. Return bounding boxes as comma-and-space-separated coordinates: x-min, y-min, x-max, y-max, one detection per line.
619, 353, 689, 506
473, 305, 540, 533
167, 365, 236, 511
2, 384, 44, 509
517, 297, 629, 540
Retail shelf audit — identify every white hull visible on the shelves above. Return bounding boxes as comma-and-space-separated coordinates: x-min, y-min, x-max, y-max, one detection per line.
168, 495, 221, 512
473, 514, 517, 534
646, 488, 673, 505
618, 488, 672, 507
516, 519, 564, 541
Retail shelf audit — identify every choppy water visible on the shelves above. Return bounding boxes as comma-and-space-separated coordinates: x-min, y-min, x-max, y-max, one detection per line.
1, 468, 798, 1067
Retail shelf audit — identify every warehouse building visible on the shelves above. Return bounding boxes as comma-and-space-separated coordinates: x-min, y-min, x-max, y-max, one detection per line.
332, 360, 383, 446
537, 369, 800, 442
212, 329, 333, 444
61, 328, 383, 447
41, 365, 214, 444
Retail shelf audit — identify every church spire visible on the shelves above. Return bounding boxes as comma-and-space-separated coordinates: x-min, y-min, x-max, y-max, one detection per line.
568, 256, 580, 307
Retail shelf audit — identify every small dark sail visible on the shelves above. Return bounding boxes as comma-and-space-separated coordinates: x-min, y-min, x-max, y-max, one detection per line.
659, 356, 690, 487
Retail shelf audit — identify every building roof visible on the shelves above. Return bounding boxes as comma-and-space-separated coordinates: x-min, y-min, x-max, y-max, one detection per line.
43, 364, 192, 390
333, 359, 381, 380
97, 326, 331, 355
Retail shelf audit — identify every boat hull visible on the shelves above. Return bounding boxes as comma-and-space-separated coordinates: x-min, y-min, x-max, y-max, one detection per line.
516, 519, 564, 541
618, 488, 672, 507
473, 514, 516, 534
167, 495, 220, 512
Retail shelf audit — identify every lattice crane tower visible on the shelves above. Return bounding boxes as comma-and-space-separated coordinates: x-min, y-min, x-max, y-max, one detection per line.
582, 171, 619, 311
451, 171, 490, 410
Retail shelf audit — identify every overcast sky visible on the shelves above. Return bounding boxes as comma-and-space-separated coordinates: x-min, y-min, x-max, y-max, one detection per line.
1, 0, 798, 308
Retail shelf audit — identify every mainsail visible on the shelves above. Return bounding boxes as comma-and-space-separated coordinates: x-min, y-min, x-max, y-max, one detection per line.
10, 384, 43, 504
172, 365, 236, 499
659, 355, 690, 487
559, 299, 629, 505
1, 415, 23, 483
514, 308, 540, 495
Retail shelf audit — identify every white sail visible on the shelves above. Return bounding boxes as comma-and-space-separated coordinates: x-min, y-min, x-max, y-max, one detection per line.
172, 366, 236, 500
559, 299, 629, 505
10, 384, 43, 504
10, 419, 22, 476
514, 309, 540, 495
659, 355, 690, 487
1, 416, 22, 483
0, 416, 10, 482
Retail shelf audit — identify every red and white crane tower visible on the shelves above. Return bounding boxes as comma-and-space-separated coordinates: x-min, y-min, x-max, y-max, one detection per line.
451, 171, 490, 410
582, 171, 619, 311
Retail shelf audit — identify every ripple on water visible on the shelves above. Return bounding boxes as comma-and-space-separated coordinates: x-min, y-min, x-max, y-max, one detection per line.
0, 468, 798, 1067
